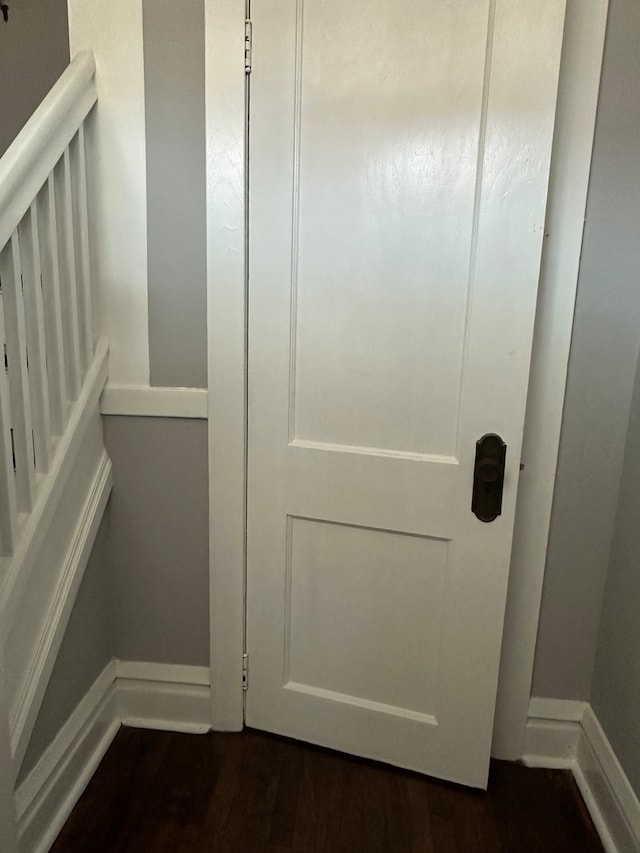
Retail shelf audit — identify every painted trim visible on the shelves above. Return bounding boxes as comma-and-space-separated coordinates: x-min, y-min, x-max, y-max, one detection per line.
15, 662, 116, 821
10, 450, 113, 771
100, 384, 208, 419
205, 0, 247, 731
117, 680, 211, 735
528, 697, 587, 723
0, 339, 109, 622
116, 660, 210, 733
16, 662, 119, 853
114, 660, 210, 687
577, 706, 640, 852
523, 702, 640, 853
0, 52, 97, 251
205, 0, 610, 748
15, 660, 212, 853
522, 696, 583, 769
492, 0, 610, 759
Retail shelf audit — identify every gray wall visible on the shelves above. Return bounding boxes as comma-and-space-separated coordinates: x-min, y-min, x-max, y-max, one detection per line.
9, 3, 211, 785
16, 416, 210, 781
104, 416, 209, 666
18, 515, 113, 782
532, 0, 640, 700
0, 0, 69, 156
94, 3, 210, 671
591, 356, 640, 797
144, 0, 207, 389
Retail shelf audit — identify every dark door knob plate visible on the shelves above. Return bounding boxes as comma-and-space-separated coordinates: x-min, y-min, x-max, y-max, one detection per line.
472, 433, 506, 522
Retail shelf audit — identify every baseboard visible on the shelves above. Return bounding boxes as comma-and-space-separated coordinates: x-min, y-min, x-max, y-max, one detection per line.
116, 661, 211, 734
114, 659, 210, 687
522, 717, 581, 769
10, 450, 113, 772
574, 706, 640, 853
15, 660, 211, 853
525, 699, 640, 852
100, 384, 208, 419
528, 697, 587, 722
15, 662, 119, 853
522, 697, 586, 769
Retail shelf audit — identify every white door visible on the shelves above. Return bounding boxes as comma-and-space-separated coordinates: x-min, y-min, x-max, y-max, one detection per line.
246, 0, 565, 788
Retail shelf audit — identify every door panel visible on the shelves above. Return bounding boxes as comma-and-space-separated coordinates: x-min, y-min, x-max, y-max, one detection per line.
290, 0, 490, 457
286, 517, 448, 719
247, 0, 565, 787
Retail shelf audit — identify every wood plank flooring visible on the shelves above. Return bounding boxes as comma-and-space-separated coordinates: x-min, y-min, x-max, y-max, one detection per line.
51, 727, 603, 852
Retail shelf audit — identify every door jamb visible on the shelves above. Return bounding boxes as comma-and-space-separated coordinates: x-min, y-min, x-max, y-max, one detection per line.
491, 0, 608, 758
205, 0, 609, 751
206, 0, 247, 730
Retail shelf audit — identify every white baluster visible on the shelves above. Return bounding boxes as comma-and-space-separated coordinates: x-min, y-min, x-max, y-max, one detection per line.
19, 203, 52, 474
38, 174, 68, 434
0, 233, 35, 513
54, 151, 82, 400
0, 292, 17, 556
71, 126, 94, 368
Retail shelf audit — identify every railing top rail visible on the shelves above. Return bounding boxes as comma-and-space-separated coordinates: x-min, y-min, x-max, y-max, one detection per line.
0, 51, 97, 249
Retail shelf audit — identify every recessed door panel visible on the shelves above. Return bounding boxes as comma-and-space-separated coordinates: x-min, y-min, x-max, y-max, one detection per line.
286, 517, 448, 719
292, 1, 490, 456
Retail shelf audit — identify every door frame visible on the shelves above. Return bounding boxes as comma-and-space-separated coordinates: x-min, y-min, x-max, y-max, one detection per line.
205, 0, 609, 758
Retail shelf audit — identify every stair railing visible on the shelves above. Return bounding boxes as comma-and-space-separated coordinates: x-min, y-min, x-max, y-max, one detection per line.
0, 51, 101, 561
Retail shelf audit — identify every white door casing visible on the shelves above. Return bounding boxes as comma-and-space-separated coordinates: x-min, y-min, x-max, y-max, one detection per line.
245, 0, 565, 787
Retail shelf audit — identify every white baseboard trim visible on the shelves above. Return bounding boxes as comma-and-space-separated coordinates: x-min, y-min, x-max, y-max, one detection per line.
15, 660, 212, 853
525, 699, 640, 852
16, 662, 119, 853
114, 660, 210, 687
523, 697, 586, 769
10, 450, 113, 772
117, 660, 211, 734
528, 697, 587, 722
100, 384, 208, 419
522, 717, 581, 769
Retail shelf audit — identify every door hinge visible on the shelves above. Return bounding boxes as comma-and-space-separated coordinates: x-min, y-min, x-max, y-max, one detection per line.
242, 652, 249, 690
245, 19, 252, 74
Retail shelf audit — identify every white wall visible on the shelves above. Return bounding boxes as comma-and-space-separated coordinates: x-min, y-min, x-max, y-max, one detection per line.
68, 0, 149, 387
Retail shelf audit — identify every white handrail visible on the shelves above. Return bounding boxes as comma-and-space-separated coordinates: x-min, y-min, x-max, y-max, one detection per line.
0, 51, 97, 251
0, 51, 99, 557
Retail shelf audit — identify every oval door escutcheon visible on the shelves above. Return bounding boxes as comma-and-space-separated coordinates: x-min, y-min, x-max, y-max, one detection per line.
472, 433, 507, 522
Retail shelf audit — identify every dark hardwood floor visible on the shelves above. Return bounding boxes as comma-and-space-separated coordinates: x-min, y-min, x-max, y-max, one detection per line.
51, 727, 603, 852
